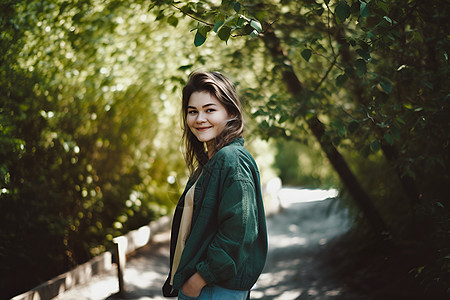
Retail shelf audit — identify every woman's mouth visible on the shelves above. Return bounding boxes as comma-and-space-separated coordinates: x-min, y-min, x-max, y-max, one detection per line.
196, 126, 212, 132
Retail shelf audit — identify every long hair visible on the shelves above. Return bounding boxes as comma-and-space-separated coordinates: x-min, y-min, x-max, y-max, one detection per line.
181, 71, 244, 176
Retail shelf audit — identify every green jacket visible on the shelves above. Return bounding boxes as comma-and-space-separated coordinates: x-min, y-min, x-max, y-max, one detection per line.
163, 138, 268, 297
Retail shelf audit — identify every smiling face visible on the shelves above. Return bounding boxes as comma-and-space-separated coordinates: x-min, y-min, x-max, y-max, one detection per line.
187, 91, 232, 153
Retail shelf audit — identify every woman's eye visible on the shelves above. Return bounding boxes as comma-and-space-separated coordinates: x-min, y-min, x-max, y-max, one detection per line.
188, 110, 197, 114
206, 109, 215, 113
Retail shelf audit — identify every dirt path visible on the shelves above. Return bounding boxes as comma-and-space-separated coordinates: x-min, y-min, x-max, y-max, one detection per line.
56, 188, 358, 300
250, 188, 363, 300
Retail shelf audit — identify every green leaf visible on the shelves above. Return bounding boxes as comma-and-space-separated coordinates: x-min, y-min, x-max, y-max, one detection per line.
223, 13, 239, 27
252, 109, 265, 117
178, 64, 193, 71
359, 1, 370, 18
395, 116, 406, 124
411, 31, 423, 43
377, 122, 389, 128
380, 80, 392, 93
348, 38, 357, 46
218, 26, 231, 42
336, 74, 348, 86
348, 120, 360, 134
383, 16, 393, 25
377, 1, 389, 14
194, 29, 206, 47
249, 29, 259, 39
198, 25, 210, 37
233, 2, 241, 13
384, 133, 394, 145
237, 16, 245, 27
332, 137, 341, 146
250, 20, 262, 33
279, 114, 289, 124
155, 10, 165, 21
356, 48, 371, 61
344, 66, 355, 77
355, 59, 367, 76
213, 20, 224, 32
335, 0, 351, 23
301, 49, 312, 62
167, 15, 178, 27
422, 80, 434, 90
350, 1, 360, 15
304, 110, 315, 120
397, 64, 407, 71
260, 120, 270, 129
390, 126, 400, 140
358, 40, 370, 51
370, 140, 380, 152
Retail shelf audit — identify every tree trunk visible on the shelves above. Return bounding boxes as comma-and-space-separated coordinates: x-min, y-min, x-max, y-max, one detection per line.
262, 25, 390, 236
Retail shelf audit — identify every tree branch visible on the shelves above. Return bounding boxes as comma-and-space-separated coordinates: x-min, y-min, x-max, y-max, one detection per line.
324, 0, 336, 56
312, 50, 345, 71
312, 54, 339, 95
171, 4, 214, 26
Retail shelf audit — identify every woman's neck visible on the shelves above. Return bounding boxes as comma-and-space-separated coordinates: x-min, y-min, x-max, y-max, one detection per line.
205, 141, 215, 159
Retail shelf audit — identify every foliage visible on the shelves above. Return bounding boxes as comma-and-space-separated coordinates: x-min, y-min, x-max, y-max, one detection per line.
1, 0, 449, 297
273, 138, 338, 188
152, 0, 449, 295
0, 1, 280, 297
0, 0, 193, 297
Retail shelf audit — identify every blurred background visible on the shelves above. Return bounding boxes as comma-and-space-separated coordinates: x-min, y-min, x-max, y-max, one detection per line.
1, 0, 448, 298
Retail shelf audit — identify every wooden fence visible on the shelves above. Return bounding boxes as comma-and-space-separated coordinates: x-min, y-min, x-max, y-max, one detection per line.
11, 216, 171, 300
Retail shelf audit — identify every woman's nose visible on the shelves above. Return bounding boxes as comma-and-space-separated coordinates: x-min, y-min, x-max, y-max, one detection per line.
196, 112, 207, 122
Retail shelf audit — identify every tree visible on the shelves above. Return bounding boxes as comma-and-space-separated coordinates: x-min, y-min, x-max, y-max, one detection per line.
1, 0, 448, 297
150, 0, 449, 294
154, 0, 391, 232
1, 0, 193, 297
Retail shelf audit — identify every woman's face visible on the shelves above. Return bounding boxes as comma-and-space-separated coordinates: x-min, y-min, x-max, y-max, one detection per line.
187, 91, 231, 150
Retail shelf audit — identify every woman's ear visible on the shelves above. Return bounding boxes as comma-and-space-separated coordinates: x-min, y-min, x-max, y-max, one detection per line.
227, 115, 236, 123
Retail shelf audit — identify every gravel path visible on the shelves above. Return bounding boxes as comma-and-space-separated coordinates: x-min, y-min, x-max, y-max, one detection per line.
250, 188, 356, 300
56, 188, 354, 300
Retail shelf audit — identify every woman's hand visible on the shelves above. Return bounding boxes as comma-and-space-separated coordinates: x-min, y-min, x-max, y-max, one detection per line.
181, 272, 207, 297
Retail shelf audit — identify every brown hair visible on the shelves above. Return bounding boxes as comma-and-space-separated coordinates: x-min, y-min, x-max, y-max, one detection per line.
181, 71, 244, 176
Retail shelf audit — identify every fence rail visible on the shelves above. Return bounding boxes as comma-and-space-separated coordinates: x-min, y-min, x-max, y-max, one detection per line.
11, 216, 171, 300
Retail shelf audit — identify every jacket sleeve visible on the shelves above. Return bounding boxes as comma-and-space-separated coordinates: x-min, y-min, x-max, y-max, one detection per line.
196, 177, 259, 284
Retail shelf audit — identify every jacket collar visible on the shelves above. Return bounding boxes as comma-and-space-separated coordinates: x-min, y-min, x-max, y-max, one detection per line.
229, 137, 244, 147
193, 138, 244, 180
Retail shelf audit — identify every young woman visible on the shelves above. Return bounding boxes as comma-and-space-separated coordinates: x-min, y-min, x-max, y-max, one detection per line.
162, 71, 268, 299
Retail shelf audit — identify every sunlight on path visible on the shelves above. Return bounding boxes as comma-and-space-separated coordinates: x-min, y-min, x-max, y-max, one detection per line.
279, 188, 338, 206
251, 188, 349, 300
55, 188, 346, 300
53, 269, 119, 300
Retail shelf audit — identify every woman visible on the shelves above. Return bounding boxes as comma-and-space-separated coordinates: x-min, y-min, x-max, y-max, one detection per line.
162, 71, 268, 299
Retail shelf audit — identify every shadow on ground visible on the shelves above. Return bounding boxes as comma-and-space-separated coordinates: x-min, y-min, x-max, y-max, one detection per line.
57, 188, 437, 300
106, 236, 171, 300
250, 193, 362, 300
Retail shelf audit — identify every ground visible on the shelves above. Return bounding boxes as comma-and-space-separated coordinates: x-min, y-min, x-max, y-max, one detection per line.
55, 188, 439, 300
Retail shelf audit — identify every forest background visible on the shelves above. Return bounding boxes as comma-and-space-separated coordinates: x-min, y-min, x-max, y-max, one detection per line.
1, 0, 448, 298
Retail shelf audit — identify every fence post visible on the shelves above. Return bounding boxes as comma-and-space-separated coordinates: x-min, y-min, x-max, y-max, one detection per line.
112, 236, 127, 294
111, 216, 170, 295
